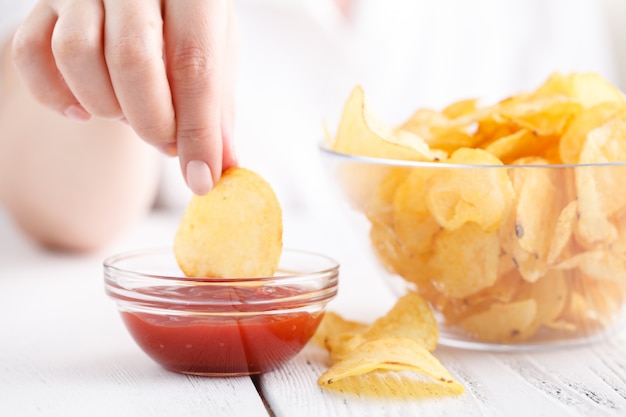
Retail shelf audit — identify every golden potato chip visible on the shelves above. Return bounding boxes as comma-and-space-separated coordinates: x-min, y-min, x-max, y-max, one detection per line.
368, 220, 440, 299
313, 312, 369, 362
425, 148, 514, 232
473, 114, 518, 148
546, 200, 578, 264
428, 222, 500, 298
532, 72, 626, 108
442, 98, 480, 119
313, 312, 368, 348
397, 99, 483, 154
459, 299, 537, 343
515, 270, 568, 338
392, 169, 441, 255
558, 275, 625, 333
483, 129, 543, 164
575, 119, 626, 246
318, 337, 463, 394
332, 86, 445, 161
363, 292, 438, 351
559, 102, 625, 163
504, 100, 582, 137
441, 266, 523, 325
365, 167, 409, 225
502, 159, 567, 282
174, 167, 283, 278
332, 163, 396, 213
554, 250, 626, 282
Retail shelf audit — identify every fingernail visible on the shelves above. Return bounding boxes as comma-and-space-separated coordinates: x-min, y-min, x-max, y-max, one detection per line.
64, 104, 91, 122
186, 160, 214, 196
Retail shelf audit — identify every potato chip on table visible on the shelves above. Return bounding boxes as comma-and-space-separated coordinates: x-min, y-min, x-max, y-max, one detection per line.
315, 293, 463, 395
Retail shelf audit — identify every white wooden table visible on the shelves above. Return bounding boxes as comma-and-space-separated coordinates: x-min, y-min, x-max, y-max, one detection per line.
1, 208, 625, 417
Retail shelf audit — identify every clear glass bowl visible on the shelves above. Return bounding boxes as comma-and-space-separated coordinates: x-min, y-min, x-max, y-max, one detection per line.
320, 145, 626, 351
104, 248, 339, 376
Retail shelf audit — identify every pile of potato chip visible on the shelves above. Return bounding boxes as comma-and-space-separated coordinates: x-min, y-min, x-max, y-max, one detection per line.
327, 72, 626, 344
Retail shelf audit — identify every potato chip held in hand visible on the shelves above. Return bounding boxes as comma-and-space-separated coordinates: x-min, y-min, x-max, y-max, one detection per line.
174, 167, 283, 278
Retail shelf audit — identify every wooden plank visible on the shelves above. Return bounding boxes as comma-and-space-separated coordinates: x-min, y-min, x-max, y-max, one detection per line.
259, 325, 626, 416
0, 251, 269, 417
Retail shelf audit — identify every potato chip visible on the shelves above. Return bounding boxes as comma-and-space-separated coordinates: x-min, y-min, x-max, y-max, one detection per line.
332, 86, 445, 161
428, 222, 500, 298
515, 270, 568, 338
459, 299, 537, 343
313, 312, 368, 348
318, 337, 463, 394
484, 129, 562, 165
559, 102, 625, 163
365, 167, 409, 225
369, 220, 440, 299
313, 312, 369, 363
554, 250, 626, 282
441, 266, 523, 325
442, 98, 480, 119
532, 72, 626, 108
546, 200, 578, 264
425, 148, 514, 232
502, 158, 567, 282
174, 167, 283, 278
392, 169, 441, 254
333, 163, 396, 213
575, 119, 626, 246
363, 292, 438, 351
396, 98, 485, 155
558, 275, 625, 333
503, 100, 583, 137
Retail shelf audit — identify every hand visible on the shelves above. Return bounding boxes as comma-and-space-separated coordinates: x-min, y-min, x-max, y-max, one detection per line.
12, 0, 239, 195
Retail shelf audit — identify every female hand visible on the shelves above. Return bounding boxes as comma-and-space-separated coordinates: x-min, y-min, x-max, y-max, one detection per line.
12, 0, 239, 195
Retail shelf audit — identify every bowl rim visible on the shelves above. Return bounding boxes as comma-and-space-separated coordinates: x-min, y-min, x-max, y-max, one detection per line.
103, 247, 340, 284
319, 142, 626, 169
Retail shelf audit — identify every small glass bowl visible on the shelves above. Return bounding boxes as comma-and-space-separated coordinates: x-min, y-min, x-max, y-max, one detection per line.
321, 145, 626, 351
104, 248, 339, 376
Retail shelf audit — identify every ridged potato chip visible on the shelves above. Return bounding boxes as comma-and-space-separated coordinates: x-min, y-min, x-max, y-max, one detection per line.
174, 167, 283, 278
428, 222, 500, 298
318, 337, 463, 394
332, 86, 445, 162
425, 148, 514, 232
459, 299, 537, 343
315, 293, 462, 394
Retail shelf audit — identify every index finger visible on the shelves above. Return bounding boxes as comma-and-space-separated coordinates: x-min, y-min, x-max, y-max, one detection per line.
164, 0, 230, 195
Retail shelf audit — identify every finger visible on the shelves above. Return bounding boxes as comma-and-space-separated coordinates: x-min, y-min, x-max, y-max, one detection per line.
103, 0, 176, 145
165, 0, 229, 195
12, 2, 91, 121
51, 0, 122, 119
221, 4, 239, 171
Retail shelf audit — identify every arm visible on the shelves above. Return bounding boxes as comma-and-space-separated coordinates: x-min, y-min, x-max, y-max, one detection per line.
0, 36, 161, 252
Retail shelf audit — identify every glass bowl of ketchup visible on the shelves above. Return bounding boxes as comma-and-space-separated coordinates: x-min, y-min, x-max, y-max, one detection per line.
104, 248, 339, 376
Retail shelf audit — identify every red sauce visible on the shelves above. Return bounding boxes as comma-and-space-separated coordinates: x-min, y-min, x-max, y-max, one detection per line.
120, 286, 324, 376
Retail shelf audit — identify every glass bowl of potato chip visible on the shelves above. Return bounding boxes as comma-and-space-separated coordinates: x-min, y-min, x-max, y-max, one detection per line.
320, 72, 626, 350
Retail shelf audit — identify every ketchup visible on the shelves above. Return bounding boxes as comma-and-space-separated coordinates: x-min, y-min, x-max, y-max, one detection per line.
120, 285, 324, 376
